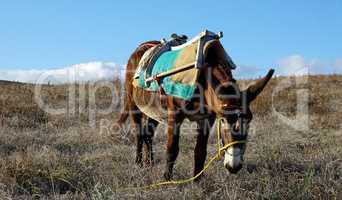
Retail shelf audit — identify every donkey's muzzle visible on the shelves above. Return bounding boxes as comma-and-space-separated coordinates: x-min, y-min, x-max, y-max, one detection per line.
225, 163, 243, 174
223, 147, 244, 174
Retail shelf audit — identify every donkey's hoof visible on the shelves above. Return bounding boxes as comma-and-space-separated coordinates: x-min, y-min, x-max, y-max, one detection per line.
144, 161, 154, 168
163, 172, 172, 181
135, 159, 143, 168
193, 175, 203, 182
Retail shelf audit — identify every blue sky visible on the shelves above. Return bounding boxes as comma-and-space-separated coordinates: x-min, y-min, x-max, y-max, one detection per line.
0, 0, 341, 82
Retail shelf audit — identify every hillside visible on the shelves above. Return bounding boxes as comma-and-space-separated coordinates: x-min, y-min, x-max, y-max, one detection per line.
0, 75, 341, 199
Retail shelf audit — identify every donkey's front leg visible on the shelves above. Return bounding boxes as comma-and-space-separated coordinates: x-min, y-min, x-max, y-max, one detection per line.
164, 111, 183, 180
194, 117, 215, 181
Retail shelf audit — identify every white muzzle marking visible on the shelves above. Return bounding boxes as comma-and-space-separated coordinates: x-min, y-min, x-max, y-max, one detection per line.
224, 146, 242, 169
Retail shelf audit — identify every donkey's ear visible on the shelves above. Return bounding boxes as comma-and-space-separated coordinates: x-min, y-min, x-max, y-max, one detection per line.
244, 69, 274, 103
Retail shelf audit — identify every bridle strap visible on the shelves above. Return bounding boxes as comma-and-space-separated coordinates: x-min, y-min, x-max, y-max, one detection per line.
216, 117, 246, 157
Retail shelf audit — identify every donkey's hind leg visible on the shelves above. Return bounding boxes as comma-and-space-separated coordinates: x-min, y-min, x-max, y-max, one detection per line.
131, 108, 144, 167
143, 118, 159, 166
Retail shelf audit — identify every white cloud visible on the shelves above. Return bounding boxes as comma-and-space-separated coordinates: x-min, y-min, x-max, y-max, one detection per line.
235, 55, 342, 78
276, 55, 310, 76
0, 62, 125, 84
276, 55, 342, 75
233, 64, 268, 79
233, 55, 314, 79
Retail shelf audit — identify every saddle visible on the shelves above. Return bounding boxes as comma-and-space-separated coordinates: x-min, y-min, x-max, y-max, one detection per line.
133, 30, 236, 100
134, 34, 188, 80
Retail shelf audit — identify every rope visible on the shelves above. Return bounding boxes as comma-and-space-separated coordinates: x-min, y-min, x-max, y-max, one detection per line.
118, 118, 247, 191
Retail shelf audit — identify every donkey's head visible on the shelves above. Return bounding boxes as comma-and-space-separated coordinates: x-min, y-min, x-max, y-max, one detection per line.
205, 66, 274, 173
203, 42, 274, 173
219, 69, 274, 173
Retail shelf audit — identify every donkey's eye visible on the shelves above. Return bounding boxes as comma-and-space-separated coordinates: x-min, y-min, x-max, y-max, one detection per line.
226, 114, 238, 124
217, 87, 229, 99
216, 84, 239, 100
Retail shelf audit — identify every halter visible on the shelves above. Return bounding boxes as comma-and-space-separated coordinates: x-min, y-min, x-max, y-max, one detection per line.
217, 116, 247, 156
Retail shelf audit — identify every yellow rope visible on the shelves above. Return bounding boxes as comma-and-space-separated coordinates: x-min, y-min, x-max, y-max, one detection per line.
119, 118, 246, 191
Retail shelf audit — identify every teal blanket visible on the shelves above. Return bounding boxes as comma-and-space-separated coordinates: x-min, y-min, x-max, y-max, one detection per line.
137, 49, 197, 100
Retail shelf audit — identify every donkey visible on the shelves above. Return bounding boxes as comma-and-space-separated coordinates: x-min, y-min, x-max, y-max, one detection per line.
117, 40, 274, 180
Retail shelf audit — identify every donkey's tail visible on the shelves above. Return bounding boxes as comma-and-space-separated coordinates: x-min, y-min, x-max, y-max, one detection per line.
117, 94, 130, 125
116, 41, 160, 126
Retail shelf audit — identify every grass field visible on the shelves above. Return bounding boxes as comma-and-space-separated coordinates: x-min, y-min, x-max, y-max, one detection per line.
0, 75, 341, 199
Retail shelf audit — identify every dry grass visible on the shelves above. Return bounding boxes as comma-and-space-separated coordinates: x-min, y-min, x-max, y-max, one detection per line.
0, 76, 341, 199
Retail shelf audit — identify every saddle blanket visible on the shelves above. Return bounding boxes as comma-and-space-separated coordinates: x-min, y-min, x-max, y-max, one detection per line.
133, 31, 234, 100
